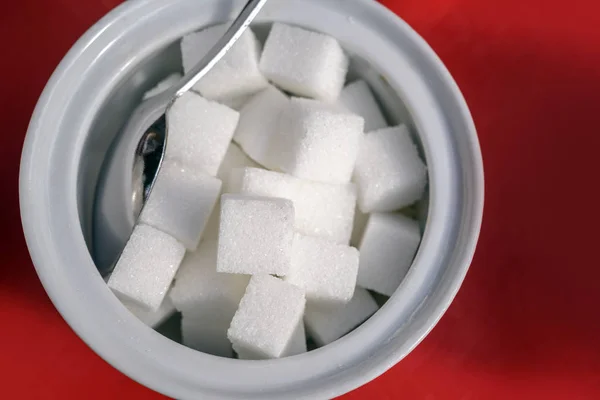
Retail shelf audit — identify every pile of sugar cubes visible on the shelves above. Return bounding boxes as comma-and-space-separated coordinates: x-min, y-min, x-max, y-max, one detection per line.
107, 22, 427, 359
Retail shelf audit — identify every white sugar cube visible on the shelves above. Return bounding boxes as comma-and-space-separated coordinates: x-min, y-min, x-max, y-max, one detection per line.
219, 94, 253, 111
237, 318, 306, 360
181, 25, 268, 101
172, 241, 249, 357
339, 80, 388, 132
217, 144, 260, 193
304, 287, 378, 346
354, 125, 427, 212
285, 233, 359, 308
233, 85, 289, 169
181, 310, 235, 357
233, 167, 356, 244
228, 275, 306, 359
358, 213, 421, 296
170, 240, 249, 313
139, 159, 221, 250
284, 320, 307, 357
122, 296, 176, 328
166, 92, 240, 176
108, 225, 185, 310
350, 208, 369, 247
275, 98, 364, 184
260, 23, 348, 102
143, 73, 182, 100
203, 145, 260, 241
202, 204, 221, 242
217, 195, 295, 276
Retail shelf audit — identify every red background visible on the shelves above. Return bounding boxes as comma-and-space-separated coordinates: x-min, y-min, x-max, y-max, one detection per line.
2, 0, 600, 398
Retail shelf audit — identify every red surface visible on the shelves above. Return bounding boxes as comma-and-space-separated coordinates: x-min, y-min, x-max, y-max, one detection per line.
1, 0, 600, 398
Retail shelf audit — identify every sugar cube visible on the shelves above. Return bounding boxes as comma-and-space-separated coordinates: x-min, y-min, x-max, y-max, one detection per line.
228, 275, 306, 359
205, 146, 262, 241
202, 204, 221, 242
284, 320, 307, 357
233, 86, 289, 169
217, 144, 260, 194
417, 191, 429, 232
350, 207, 369, 247
275, 97, 364, 184
181, 310, 235, 357
181, 25, 268, 101
354, 125, 427, 212
217, 195, 295, 276
122, 296, 176, 328
304, 287, 378, 346
108, 224, 185, 310
358, 213, 421, 296
166, 92, 240, 176
139, 159, 221, 250
232, 167, 356, 244
236, 319, 307, 360
219, 94, 253, 111
170, 240, 249, 313
260, 23, 348, 102
339, 80, 387, 132
172, 241, 249, 357
143, 73, 182, 100
285, 233, 359, 308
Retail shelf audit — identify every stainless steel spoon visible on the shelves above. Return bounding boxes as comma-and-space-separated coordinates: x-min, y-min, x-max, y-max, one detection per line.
94, 0, 268, 276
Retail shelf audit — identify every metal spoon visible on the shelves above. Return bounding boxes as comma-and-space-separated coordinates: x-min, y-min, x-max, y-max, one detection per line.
94, 0, 268, 276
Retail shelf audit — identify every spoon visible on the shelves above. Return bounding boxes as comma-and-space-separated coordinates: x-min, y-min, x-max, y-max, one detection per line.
94, 0, 268, 276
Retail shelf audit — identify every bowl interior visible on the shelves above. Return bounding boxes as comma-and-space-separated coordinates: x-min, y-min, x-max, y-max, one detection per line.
81, 21, 429, 351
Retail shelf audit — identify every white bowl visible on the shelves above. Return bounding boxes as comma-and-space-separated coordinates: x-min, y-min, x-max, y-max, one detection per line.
19, 0, 484, 398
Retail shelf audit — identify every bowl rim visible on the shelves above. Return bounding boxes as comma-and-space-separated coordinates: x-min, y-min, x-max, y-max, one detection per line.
19, 0, 483, 399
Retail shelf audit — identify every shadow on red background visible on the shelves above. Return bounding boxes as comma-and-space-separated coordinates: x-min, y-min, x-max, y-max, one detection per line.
1, 0, 599, 399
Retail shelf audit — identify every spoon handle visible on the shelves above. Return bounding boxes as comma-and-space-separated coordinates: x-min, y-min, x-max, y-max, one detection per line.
175, 0, 269, 96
